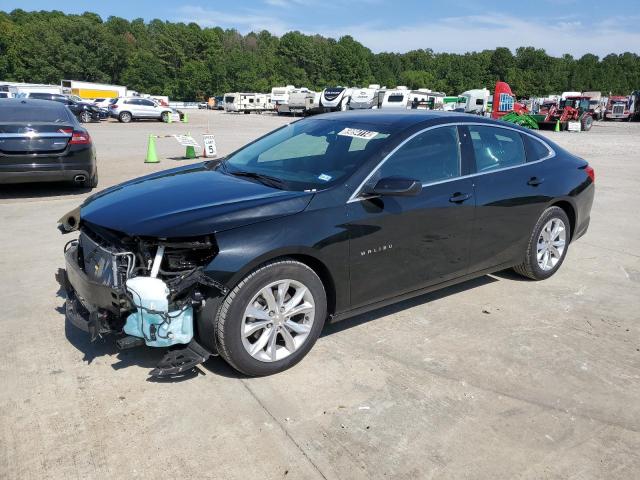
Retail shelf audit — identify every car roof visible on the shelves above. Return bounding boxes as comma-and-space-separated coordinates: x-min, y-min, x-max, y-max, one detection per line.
0, 98, 66, 109
314, 109, 504, 130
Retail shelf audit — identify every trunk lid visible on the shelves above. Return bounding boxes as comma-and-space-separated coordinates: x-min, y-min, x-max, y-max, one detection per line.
0, 123, 73, 154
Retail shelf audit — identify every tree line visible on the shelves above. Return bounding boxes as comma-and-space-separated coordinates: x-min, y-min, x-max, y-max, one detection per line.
1, 9, 639, 101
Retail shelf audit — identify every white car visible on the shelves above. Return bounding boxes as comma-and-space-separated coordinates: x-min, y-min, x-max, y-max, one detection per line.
109, 97, 173, 123
92, 98, 114, 109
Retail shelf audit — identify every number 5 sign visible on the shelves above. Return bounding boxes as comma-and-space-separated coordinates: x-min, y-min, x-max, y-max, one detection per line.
202, 134, 217, 157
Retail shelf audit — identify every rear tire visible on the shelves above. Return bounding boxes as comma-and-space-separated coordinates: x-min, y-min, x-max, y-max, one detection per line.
119, 112, 132, 123
513, 206, 571, 280
212, 259, 327, 376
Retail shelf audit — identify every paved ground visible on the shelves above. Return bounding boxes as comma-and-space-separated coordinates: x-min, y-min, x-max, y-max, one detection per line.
1, 111, 639, 479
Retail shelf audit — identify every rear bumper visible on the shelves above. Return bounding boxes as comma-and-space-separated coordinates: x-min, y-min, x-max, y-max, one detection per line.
0, 148, 95, 184
0, 169, 91, 184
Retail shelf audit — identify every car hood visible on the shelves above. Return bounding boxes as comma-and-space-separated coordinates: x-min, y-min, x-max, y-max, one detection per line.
80, 163, 313, 237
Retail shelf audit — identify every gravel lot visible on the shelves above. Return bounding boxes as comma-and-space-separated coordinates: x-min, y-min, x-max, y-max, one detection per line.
1, 111, 639, 479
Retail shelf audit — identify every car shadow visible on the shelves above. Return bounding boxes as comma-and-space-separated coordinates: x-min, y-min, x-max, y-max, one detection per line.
322, 275, 498, 337
0, 182, 91, 200
57, 272, 500, 381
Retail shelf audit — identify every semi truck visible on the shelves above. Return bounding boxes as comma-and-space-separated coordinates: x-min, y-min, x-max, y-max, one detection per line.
457, 88, 490, 115
605, 95, 634, 121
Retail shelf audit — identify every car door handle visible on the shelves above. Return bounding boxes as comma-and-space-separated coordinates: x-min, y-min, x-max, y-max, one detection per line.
527, 176, 545, 186
449, 192, 472, 203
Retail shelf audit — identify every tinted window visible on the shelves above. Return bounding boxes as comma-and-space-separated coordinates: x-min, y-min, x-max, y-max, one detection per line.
469, 126, 525, 172
377, 126, 461, 184
524, 135, 551, 161
29, 92, 51, 99
140, 99, 155, 106
387, 94, 405, 103
0, 103, 72, 123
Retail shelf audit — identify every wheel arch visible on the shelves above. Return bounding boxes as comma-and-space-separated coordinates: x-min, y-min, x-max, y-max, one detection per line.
549, 199, 576, 241
212, 247, 338, 317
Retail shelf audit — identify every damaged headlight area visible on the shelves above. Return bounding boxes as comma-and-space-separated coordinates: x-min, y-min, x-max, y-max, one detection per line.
59, 217, 228, 377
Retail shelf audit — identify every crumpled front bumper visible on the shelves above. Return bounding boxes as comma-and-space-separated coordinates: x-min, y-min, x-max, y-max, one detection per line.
61, 243, 130, 338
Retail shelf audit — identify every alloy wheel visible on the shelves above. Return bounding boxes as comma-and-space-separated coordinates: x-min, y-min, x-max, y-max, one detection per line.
536, 218, 566, 271
241, 279, 315, 362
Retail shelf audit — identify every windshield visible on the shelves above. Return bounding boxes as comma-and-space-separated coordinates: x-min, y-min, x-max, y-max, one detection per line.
221, 118, 392, 191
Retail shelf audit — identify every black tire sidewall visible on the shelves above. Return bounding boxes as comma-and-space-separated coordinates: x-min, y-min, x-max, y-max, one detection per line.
218, 261, 327, 376
527, 207, 571, 280
120, 112, 132, 123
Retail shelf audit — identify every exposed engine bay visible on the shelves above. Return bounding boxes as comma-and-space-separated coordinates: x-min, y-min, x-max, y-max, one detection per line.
58, 207, 227, 377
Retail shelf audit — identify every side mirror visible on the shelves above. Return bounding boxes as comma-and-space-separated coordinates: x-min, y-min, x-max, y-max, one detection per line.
363, 177, 422, 197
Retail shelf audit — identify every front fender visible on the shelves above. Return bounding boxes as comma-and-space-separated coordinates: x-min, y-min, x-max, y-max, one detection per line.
203, 204, 350, 312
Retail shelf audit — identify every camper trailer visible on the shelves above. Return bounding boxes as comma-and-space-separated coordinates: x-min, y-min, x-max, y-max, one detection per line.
319, 87, 352, 112
223, 92, 270, 113
380, 87, 410, 109
410, 89, 446, 110
457, 88, 490, 115
349, 85, 383, 110
276, 87, 310, 114
270, 85, 295, 106
287, 89, 317, 115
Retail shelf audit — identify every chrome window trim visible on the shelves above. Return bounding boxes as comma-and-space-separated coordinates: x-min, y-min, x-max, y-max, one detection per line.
347, 121, 556, 203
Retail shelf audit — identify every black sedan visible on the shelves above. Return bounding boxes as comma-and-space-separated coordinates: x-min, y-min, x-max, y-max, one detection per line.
22, 92, 105, 122
0, 99, 98, 187
59, 111, 594, 377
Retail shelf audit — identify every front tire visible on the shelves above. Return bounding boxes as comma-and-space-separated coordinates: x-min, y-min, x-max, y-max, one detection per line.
513, 206, 571, 280
214, 259, 327, 376
79, 111, 91, 123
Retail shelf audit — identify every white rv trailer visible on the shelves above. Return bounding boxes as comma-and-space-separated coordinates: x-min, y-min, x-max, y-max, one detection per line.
380, 87, 410, 109
276, 87, 310, 114
223, 92, 270, 113
319, 87, 353, 112
270, 85, 296, 108
458, 88, 490, 114
286, 89, 317, 115
349, 84, 383, 110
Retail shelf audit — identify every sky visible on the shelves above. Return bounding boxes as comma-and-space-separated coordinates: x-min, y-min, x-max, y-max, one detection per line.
3, 0, 640, 57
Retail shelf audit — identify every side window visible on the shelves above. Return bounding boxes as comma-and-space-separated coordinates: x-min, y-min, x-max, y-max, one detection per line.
523, 135, 552, 162
125, 99, 138, 105
377, 126, 461, 184
141, 99, 155, 107
468, 126, 525, 172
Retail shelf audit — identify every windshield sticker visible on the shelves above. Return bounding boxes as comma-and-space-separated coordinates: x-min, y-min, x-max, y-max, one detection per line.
318, 173, 332, 182
338, 128, 380, 140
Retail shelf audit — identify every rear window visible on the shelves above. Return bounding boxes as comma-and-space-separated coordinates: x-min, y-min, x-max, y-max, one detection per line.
523, 135, 552, 161
0, 103, 72, 123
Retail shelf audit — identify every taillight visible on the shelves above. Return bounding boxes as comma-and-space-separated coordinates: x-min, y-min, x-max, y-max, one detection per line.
70, 131, 91, 145
585, 165, 595, 183
109, 104, 117, 109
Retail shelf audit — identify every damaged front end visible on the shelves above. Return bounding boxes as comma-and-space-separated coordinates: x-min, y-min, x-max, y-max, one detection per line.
58, 210, 228, 377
